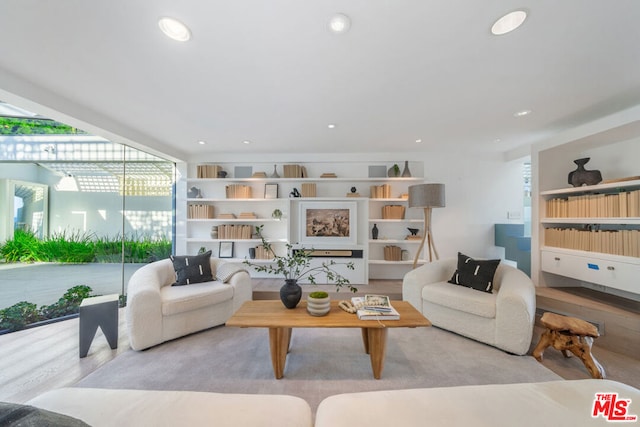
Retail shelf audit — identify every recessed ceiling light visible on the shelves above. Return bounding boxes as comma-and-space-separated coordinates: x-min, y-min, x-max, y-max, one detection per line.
329, 14, 351, 34
514, 109, 532, 117
242, 140, 251, 145
491, 10, 527, 35
415, 139, 423, 143
158, 17, 191, 42
327, 124, 336, 129
197, 140, 206, 145
494, 138, 502, 143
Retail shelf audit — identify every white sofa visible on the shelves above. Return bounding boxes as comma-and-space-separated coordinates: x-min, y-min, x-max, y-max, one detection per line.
26, 388, 312, 427
23, 380, 639, 426
403, 258, 535, 355
126, 258, 252, 351
315, 379, 640, 427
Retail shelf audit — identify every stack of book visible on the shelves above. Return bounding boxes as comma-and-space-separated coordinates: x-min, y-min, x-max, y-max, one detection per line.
384, 245, 402, 261
370, 184, 391, 199
382, 205, 405, 219
217, 224, 253, 239
544, 228, 639, 257
283, 164, 306, 178
225, 184, 252, 199
238, 212, 257, 219
188, 204, 214, 219
352, 295, 400, 320
301, 183, 317, 197
197, 165, 222, 178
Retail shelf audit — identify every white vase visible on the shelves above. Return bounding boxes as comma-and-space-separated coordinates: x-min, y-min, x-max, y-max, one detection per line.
306, 295, 331, 316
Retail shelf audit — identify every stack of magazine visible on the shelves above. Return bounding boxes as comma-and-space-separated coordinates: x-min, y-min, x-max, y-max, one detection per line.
352, 295, 400, 320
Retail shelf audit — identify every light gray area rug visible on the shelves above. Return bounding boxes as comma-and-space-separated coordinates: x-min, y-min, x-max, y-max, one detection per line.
77, 325, 561, 413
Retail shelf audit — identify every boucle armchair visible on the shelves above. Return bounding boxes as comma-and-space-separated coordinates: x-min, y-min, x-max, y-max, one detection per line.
403, 257, 535, 355
126, 257, 252, 351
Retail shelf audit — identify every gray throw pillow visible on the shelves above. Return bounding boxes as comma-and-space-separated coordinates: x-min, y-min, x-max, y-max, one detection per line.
448, 252, 500, 293
170, 250, 213, 286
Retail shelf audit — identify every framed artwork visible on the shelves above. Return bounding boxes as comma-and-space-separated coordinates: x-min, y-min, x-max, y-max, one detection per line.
264, 183, 278, 199
219, 241, 234, 258
299, 201, 357, 245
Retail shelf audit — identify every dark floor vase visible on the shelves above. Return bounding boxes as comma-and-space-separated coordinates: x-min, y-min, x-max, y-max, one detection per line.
568, 157, 602, 187
280, 279, 302, 309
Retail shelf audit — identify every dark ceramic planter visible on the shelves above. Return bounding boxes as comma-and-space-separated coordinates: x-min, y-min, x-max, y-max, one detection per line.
280, 279, 302, 309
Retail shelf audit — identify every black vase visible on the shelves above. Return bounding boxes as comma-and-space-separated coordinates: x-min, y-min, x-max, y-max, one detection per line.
568, 158, 602, 187
372, 223, 379, 240
280, 279, 302, 309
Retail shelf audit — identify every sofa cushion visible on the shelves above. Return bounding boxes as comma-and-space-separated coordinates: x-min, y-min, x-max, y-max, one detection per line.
215, 263, 248, 283
170, 251, 213, 286
448, 252, 500, 293
161, 281, 234, 316
422, 281, 496, 318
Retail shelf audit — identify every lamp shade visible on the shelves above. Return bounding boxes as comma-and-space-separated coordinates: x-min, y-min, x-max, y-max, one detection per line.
408, 183, 445, 208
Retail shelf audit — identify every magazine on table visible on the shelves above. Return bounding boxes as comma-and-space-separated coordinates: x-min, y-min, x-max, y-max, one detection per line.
351, 295, 400, 320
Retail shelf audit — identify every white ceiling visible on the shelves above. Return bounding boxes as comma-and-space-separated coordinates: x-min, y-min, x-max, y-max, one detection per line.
1, 1, 639, 162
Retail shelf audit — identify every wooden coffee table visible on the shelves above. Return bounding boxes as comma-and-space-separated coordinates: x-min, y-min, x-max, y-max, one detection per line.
226, 300, 431, 379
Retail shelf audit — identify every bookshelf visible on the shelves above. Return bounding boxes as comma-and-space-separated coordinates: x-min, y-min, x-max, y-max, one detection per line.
534, 142, 640, 298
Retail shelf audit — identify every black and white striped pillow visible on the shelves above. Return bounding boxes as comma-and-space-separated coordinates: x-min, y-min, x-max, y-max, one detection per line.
448, 252, 500, 293
170, 250, 213, 286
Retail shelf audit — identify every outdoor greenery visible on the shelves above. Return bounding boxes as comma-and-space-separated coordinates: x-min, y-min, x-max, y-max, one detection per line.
0, 229, 171, 264
244, 225, 357, 293
0, 285, 94, 332
0, 117, 86, 135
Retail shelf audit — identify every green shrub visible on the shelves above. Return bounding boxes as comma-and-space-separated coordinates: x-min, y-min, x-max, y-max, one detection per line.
0, 301, 41, 331
40, 285, 94, 319
0, 229, 44, 263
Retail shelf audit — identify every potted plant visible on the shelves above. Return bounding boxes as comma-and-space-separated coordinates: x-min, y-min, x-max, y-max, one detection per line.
306, 291, 330, 316
243, 225, 357, 309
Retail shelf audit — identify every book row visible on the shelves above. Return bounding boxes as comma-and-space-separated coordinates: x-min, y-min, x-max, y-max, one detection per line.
545, 190, 640, 218
544, 228, 640, 258
188, 204, 214, 219
216, 224, 254, 240
226, 184, 253, 199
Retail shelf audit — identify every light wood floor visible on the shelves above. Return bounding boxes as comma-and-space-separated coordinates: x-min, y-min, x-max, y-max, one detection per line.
1, 282, 638, 404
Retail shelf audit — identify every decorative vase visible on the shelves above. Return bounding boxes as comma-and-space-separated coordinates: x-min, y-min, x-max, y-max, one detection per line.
307, 294, 331, 316
372, 223, 379, 240
280, 279, 302, 309
271, 165, 280, 178
402, 160, 411, 177
388, 164, 400, 177
568, 158, 602, 187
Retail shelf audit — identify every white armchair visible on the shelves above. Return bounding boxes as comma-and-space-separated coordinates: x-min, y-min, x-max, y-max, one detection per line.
403, 258, 535, 355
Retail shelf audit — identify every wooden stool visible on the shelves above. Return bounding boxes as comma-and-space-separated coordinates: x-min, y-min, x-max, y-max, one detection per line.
532, 312, 605, 379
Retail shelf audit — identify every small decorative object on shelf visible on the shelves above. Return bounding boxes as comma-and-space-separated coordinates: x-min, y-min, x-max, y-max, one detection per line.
402, 160, 412, 177
388, 164, 401, 177
270, 165, 280, 178
188, 186, 201, 198
272, 208, 283, 220
217, 170, 228, 178
289, 188, 301, 198
568, 157, 602, 187
210, 226, 218, 239
372, 223, 379, 240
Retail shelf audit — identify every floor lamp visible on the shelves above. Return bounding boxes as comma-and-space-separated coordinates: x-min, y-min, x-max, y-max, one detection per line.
408, 183, 445, 268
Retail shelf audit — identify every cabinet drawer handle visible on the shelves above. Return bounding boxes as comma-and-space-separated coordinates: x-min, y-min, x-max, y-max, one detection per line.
607, 266, 615, 271
554, 257, 560, 261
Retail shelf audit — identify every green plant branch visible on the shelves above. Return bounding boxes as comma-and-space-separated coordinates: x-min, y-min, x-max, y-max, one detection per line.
244, 225, 357, 293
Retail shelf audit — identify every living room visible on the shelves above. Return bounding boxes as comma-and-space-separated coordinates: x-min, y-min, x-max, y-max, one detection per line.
1, 2, 640, 426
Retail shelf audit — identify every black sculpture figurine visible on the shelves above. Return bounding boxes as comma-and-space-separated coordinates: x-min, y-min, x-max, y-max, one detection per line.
568, 158, 602, 187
